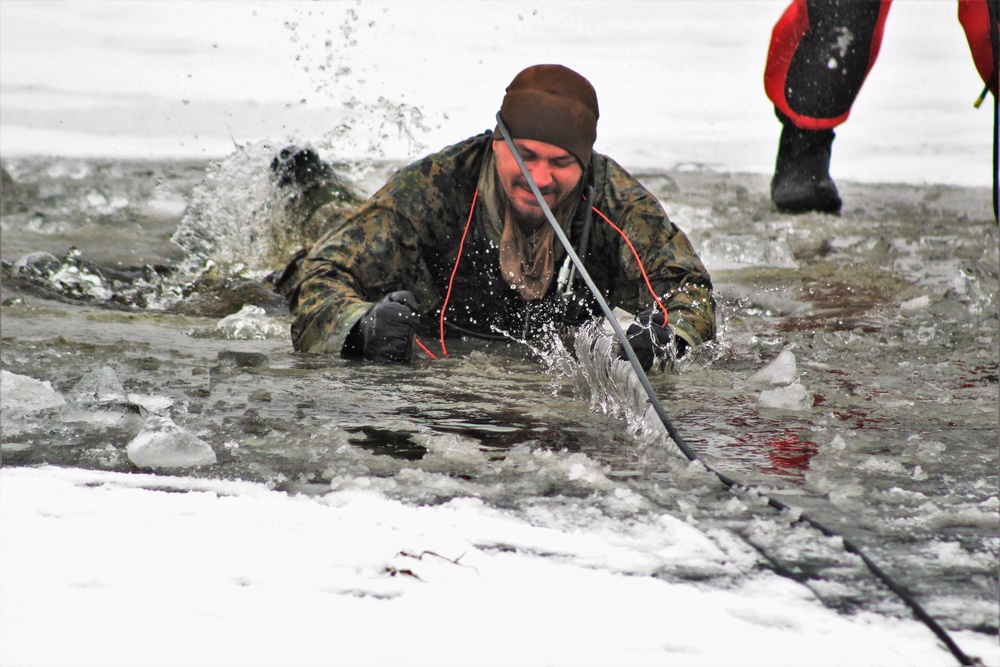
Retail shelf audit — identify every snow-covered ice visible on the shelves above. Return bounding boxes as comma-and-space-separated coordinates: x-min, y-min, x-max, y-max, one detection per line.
3, 466, 997, 667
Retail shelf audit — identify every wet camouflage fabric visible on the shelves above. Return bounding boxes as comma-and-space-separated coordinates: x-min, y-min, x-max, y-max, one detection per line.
288, 132, 716, 356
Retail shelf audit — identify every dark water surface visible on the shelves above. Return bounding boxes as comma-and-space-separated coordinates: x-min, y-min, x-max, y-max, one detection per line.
2, 152, 997, 638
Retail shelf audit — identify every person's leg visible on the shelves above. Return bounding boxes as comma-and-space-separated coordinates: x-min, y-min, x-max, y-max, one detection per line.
958, 0, 998, 96
958, 0, 999, 220
764, 0, 892, 213
265, 147, 362, 299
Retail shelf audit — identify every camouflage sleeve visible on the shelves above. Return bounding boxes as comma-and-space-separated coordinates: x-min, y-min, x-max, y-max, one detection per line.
288, 135, 488, 354
598, 161, 716, 348
290, 190, 437, 354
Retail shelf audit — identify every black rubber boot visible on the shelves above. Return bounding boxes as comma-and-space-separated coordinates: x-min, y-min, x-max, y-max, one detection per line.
770, 111, 842, 214
265, 146, 360, 302
270, 145, 335, 191
269, 145, 360, 221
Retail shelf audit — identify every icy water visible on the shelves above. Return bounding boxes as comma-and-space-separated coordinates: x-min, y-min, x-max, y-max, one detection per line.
1, 150, 998, 643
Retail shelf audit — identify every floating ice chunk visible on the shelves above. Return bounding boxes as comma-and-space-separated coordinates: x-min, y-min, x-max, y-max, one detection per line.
84, 190, 128, 214
747, 350, 797, 387
697, 235, 798, 270
1, 370, 66, 415
829, 483, 865, 508
209, 352, 270, 384
216, 304, 287, 339
127, 416, 216, 468
139, 194, 188, 219
902, 437, 946, 463
17, 247, 111, 303
900, 295, 930, 311
127, 393, 174, 415
70, 367, 127, 403
415, 432, 490, 473
59, 269, 112, 300
45, 161, 90, 180
86, 191, 108, 208
758, 382, 811, 411
59, 368, 145, 429
13, 251, 62, 279
858, 456, 906, 475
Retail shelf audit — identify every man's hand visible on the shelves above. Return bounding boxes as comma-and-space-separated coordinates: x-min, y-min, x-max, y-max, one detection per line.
351, 291, 420, 363
620, 308, 684, 372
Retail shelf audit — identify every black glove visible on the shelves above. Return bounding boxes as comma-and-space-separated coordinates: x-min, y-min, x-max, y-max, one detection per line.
620, 308, 680, 372
346, 291, 420, 363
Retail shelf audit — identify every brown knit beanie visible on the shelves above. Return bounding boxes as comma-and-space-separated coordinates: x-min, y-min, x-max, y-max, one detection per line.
494, 64, 599, 167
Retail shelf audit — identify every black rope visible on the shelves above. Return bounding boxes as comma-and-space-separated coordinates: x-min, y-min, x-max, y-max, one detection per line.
494, 112, 976, 666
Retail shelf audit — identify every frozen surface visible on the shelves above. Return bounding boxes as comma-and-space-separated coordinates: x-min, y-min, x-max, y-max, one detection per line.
2, 465, 997, 667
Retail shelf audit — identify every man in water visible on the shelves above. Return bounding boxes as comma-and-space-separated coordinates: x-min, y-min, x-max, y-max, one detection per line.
273, 64, 715, 372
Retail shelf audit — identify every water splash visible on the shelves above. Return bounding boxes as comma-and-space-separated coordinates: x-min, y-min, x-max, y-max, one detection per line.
280, 3, 439, 176
170, 4, 441, 281
170, 142, 291, 280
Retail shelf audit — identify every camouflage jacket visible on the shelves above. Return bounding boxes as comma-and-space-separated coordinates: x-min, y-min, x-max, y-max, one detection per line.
289, 132, 715, 355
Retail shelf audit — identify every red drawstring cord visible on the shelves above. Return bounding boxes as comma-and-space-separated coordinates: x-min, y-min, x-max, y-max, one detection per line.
590, 206, 669, 327
414, 336, 437, 360
438, 188, 479, 358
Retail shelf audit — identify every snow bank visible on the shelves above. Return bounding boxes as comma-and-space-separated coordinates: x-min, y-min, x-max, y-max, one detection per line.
2, 466, 996, 667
